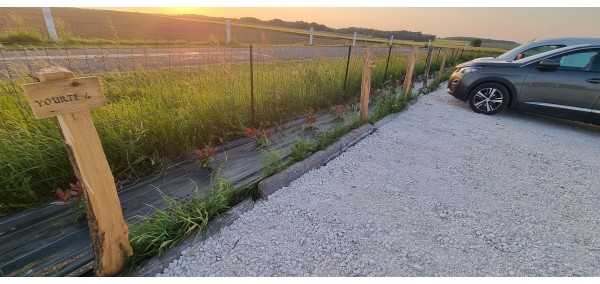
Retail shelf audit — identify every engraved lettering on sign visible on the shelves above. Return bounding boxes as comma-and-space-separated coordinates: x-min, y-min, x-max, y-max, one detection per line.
34, 93, 87, 107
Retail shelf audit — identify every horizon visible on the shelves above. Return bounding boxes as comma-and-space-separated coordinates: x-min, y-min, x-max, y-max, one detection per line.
87, 7, 600, 44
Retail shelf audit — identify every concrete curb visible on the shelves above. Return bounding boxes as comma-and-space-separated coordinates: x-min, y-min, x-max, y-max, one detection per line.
132, 198, 255, 277
257, 124, 375, 199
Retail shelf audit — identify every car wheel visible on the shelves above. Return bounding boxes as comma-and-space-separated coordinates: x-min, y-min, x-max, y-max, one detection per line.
468, 83, 509, 115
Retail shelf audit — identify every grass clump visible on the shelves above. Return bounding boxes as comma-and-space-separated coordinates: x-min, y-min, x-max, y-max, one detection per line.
422, 69, 454, 94
316, 115, 363, 151
261, 150, 282, 178
127, 178, 233, 266
368, 89, 411, 124
290, 137, 317, 162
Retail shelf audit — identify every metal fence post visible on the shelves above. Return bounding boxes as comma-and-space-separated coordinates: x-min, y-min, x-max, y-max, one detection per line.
343, 45, 352, 93
383, 44, 393, 84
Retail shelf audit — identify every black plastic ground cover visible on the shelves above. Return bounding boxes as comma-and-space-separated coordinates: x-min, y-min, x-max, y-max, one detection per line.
0, 110, 343, 277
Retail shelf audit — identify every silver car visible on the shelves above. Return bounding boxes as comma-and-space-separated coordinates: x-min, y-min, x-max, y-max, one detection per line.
474, 37, 600, 62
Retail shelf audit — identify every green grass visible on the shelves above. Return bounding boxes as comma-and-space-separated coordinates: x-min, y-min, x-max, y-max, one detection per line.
368, 89, 412, 124
0, 44, 485, 215
261, 150, 282, 178
290, 137, 317, 162
127, 177, 233, 267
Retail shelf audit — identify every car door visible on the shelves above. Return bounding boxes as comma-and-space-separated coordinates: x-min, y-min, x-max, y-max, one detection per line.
517, 48, 600, 123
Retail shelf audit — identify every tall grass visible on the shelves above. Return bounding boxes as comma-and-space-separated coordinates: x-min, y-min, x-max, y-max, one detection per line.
0, 13, 45, 43
127, 177, 233, 266
0, 44, 484, 215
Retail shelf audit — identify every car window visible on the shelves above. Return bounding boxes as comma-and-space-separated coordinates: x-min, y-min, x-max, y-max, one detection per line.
548, 49, 600, 71
520, 45, 565, 59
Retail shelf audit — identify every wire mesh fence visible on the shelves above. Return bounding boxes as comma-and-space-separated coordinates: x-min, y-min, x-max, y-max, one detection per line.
0, 41, 496, 214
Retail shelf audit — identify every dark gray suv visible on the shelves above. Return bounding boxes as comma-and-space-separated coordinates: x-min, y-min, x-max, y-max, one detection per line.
447, 44, 600, 125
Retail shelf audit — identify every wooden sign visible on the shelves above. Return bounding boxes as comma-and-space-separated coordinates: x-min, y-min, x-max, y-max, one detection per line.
22, 76, 106, 119
22, 66, 131, 276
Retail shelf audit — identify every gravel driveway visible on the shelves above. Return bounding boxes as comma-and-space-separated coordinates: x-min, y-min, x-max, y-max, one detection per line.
157, 86, 600, 277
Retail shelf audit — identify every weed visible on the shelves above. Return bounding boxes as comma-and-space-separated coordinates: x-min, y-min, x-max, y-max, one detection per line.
246, 127, 273, 148
330, 104, 348, 121
368, 90, 410, 124
316, 115, 363, 151
422, 69, 454, 94
261, 150, 282, 177
304, 108, 317, 129
290, 137, 317, 162
195, 144, 216, 169
127, 178, 233, 266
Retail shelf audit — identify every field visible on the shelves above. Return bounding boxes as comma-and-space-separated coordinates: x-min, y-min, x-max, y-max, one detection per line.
0, 7, 510, 51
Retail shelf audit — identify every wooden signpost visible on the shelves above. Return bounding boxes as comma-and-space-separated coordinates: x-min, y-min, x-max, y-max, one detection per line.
360, 49, 376, 122
403, 46, 419, 98
22, 66, 132, 276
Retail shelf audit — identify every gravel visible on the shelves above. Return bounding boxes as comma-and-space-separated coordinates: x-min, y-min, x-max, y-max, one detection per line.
157, 86, 600, 277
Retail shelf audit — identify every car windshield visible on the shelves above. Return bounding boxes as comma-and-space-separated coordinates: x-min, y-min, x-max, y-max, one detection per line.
512, 45, 588, 63
495, 45, 526, 59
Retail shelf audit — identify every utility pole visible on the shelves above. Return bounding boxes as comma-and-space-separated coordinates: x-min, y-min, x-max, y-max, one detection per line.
226, 19, 231, 44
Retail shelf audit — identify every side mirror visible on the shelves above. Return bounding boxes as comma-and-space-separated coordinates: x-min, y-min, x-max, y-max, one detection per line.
536, 59, 560, 70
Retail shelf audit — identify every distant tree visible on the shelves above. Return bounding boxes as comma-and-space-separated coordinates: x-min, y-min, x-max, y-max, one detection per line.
471, 38, 482, 47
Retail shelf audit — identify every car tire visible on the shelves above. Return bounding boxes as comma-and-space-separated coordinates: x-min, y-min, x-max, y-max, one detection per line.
468, 83, 509, 115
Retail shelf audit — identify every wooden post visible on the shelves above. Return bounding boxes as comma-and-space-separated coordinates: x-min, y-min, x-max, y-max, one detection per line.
360, 49, 376, 122
22, 66, 132, 276
422, 46, 434, 88
403, 46, 418, 98
438, 48, 449, 76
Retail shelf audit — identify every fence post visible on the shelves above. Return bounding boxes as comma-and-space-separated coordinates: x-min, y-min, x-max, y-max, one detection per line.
250, 45, 255, 127
403, 46, 418, 98
360, 49, 376, 122
383, 44, 393, 84
422, 46, 434, 88
343, 45, 352, 93
21, 66, 133, 276
438, 48, 449, 75
309, 28, 314, 45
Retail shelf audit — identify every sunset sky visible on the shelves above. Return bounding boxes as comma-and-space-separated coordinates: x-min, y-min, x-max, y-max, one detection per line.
15, 1, 600, 44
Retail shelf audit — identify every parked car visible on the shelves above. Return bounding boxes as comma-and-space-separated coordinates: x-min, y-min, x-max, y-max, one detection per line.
473, 37, 600, 62
447, 44, 600, 125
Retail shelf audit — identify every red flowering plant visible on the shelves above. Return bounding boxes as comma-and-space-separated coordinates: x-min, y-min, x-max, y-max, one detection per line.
246, 127, 273, 148
56, 181, 84, 202
330, 104, 348, 121
304, 108, 317, 128
196, 144, 216, 169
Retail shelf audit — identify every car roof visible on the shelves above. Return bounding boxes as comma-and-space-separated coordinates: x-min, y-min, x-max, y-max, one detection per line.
494, 37, 600, 61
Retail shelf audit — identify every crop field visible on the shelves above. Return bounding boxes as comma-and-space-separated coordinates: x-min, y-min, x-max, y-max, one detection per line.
0, 7, 511, 51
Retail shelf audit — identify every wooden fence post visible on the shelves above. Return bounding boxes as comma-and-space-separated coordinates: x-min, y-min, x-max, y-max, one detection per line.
439, 48, 449, 76
402, 46, 418, 98
422, 46, 434, 88
22, 66, 133, 276
360, 49, 376, 122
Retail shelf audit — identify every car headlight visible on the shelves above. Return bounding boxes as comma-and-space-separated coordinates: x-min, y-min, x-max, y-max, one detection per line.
459, 67, 481, 74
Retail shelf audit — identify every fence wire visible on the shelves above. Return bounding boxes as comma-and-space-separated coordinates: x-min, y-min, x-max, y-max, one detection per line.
0, 41, 494, 213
